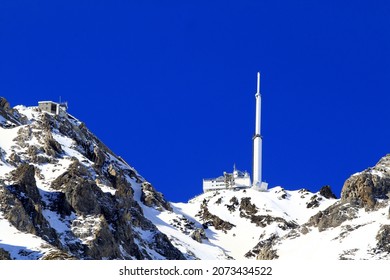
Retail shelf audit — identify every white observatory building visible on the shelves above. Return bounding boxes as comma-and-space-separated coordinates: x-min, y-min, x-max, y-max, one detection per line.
202, 165, 251, 192
203, 72, 268, 192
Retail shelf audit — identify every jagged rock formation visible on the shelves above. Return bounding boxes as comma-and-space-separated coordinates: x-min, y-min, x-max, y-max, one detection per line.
376, 225, 390, 253
197, 199, 235, 233
0, 97, 27, 127
307, 201, 359, 231
341, 156, 390, 209
250, 156, 390, 260
0, 97, 184, 260
141, 182, 172, 211
225, 196, 239, 212
1, 96, 390, 260
246, 234, 279, 260
2, 164, 59, 246
320, 185, 337, 199
40, 251, 77, 260
190, 228, 208, 243
0, 248, 11, 260
239, 197, 258, 217
308, 156, 390, 233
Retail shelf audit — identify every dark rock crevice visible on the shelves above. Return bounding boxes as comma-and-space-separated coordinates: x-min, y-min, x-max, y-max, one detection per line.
245, 234, 279, 260
307, 201, 359, 232
320, 185, 337, 199
0, 248, 12, 260
0, 164, 60, 247
141, 182, 172, 212
197, 199, 235, 233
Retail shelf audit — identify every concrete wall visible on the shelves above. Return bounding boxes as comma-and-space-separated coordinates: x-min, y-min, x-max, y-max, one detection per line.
38, 102, 67, 117
203, 180, 227, 192
38, 102, 57, 114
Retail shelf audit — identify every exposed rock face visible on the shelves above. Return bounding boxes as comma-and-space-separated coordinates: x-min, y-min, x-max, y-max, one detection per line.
239, 197, 258, 217
40, 250, 77, 260
3, 97, 390, 260
376, 225, 390, 253
256, 247, 279, 260
10, 164, 40, 203
0, 99, 185, 260
306, 186, 336, 209
250, 154, 390, 260
92, 145, 106, 170
0, 186, 36, 234
306, 195, 321, 209
171, 215, 197, 235
197, 199, 235, 233
319, 185, 337, 199
237, 197, 297, 230
0, 97, 27, 127
43, 131, 64, 158
83, 215, 122, 259
0, 164, 60, 246
307, 202, 358, 232
50, 159, 184, 260
341, 155, 390, 209
190, 228, 208, 243
150, 232, 186, 260
225, 196, 239, 212
141, 182, 172, 211
65, 181, 103, 216
0, 97, 10, 110
301, 155, 390, 239
297, 156, 390, 240
251, 215, 298, 230
246, 234, 279, 260
0, 248, 11, 260
341, 173, 389, 209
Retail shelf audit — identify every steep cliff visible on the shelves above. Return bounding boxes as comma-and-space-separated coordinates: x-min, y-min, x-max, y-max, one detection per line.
0, 97, 184, 260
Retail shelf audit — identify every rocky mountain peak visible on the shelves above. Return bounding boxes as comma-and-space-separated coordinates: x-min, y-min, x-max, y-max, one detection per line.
319, 185, 337, 199
1, 97, 390, 260
341, 154, 390, 209
0, 97, 27, 127
0, 98, 182, 260
0, 97, 10, 110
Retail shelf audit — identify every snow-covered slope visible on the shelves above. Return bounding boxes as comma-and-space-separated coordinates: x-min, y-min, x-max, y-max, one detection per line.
1, 97, 390, 260
274, 205, 390, 260
165, 187, 335, 259
0, 98, 184, 260
245, 155, 390, 260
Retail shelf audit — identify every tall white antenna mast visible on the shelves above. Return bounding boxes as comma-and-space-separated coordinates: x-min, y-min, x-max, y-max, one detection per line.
252, 72, 267, 191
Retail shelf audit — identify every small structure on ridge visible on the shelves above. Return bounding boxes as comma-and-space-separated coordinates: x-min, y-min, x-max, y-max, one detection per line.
38, 101, 68, 117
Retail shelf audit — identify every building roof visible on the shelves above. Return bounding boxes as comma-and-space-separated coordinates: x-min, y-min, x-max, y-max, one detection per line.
38, 101, 58, 104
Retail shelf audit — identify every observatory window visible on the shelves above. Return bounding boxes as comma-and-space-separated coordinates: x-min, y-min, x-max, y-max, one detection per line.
51, 104, 57, 113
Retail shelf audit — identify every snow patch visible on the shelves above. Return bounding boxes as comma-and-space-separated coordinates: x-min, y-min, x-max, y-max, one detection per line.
71, 215, 102, 243
0, 212, 53, 260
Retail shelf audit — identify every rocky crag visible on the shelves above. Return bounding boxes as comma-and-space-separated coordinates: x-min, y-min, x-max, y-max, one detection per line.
252, 155, 390, 260
0, 97, 184, 260
1, 96, 390, 260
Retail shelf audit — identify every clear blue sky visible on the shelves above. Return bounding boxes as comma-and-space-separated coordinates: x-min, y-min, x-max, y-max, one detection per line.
1, 1, 389, 202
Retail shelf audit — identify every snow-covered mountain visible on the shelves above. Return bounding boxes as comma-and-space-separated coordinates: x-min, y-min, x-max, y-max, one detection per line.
0, 97, 183, 260
1, 97, 389, 260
